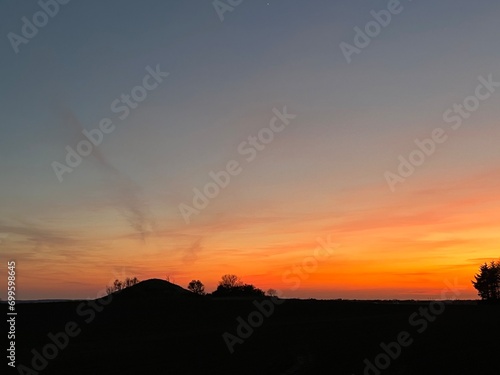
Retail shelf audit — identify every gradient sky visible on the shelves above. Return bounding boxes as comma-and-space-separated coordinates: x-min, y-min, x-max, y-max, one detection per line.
1, 0, 500, 300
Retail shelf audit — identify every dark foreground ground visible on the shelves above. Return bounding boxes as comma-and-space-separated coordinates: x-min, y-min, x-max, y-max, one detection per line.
4, 280, 500, 374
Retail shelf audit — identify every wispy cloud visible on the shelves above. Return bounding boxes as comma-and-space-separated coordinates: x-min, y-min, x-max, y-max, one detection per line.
182, 237, 203, 264
55, 103, 156, 241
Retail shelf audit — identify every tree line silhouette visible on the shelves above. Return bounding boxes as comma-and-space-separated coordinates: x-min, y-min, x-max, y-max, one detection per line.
104, 262, 499, 303
104, 274, 271, 298
188, 274, 269, 298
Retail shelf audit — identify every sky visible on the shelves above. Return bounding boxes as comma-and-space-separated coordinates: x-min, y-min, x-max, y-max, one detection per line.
1, 0, 500, 300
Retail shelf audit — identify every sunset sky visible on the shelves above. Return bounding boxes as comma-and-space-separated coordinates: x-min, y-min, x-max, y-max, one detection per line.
1, 0, 500, 300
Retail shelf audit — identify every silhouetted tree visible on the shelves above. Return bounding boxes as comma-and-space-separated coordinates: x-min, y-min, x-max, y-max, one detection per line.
106, 277, 140, 295
266, 288, 277, 297
124, 277, 140, 288
113, 279, 123, 291
187, 280, 205, 295
165, 274, 175, 283
472, 261, 500, 302
219, 274, 241, 288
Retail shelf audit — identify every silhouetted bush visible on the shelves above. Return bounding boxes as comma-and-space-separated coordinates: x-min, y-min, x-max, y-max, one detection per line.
212, 275, 264, 297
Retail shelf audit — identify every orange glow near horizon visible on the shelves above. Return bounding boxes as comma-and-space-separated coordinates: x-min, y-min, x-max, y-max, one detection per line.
9, 167, 499, 301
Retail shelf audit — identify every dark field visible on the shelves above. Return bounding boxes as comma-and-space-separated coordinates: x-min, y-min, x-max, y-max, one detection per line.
6, 280, 500, 374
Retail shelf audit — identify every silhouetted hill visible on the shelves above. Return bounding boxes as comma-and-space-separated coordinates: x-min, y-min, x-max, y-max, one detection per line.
108, 278, 192, 300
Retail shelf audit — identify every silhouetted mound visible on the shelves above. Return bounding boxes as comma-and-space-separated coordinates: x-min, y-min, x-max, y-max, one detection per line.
107, 278, 193, 301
